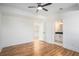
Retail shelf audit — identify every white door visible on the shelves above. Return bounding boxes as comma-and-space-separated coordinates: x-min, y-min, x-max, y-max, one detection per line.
33, 22, 45, 41
33, 22, 45, 55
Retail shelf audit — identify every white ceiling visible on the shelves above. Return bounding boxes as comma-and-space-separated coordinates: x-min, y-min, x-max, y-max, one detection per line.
0, 3, 79, 16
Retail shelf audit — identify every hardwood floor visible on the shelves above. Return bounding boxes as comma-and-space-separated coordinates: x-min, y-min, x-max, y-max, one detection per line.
0, 40, 79, 56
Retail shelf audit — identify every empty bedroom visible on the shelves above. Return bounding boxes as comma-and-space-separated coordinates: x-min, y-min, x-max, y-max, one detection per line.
0, 3, 79, 56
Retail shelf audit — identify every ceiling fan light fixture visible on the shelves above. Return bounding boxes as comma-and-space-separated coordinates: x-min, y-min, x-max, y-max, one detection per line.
37, 7, 42, 10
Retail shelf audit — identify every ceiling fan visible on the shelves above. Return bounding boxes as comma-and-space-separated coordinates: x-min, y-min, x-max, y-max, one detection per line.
28, 3, 52, 13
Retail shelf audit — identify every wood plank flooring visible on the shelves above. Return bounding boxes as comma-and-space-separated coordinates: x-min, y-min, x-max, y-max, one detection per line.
0, 41, 79, 56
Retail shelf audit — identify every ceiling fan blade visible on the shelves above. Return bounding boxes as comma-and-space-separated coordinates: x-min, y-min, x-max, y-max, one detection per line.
43, 8, 48, 11
37, 3, 41, 7
41, 3, 52, 7
28, 6, 37, 8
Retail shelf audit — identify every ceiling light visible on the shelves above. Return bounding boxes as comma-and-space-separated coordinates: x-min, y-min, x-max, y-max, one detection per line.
37, 7, 42, 10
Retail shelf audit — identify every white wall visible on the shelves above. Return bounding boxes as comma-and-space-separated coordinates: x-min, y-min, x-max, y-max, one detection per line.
0, 13, 56, 48
0, 4, 57, 49
62, 11, 79, 52
0, 13, 34, 49
0, 4, 43, 49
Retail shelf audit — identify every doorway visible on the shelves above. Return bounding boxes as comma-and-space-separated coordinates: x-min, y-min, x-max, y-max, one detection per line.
54, 19, 63, 46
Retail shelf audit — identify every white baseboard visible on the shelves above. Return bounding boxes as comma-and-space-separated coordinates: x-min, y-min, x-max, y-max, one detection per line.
53, 42, 63, 46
